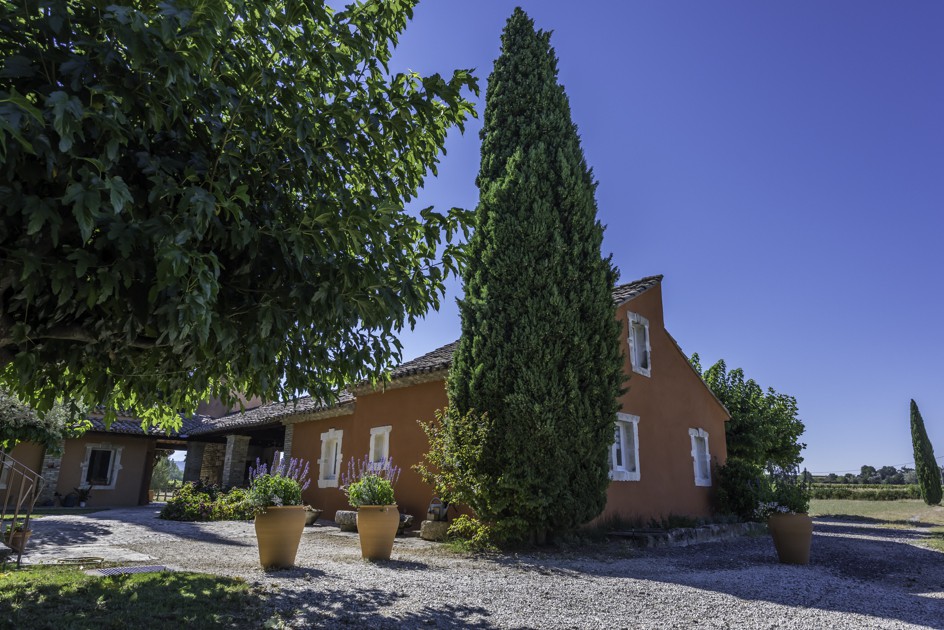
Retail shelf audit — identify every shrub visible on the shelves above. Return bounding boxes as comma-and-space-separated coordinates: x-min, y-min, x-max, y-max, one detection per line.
810, 485, 920, 501
159, 481, 226, 522
159, 481, 252, 522
715, 458, 769, 520
447, 515, 497, 552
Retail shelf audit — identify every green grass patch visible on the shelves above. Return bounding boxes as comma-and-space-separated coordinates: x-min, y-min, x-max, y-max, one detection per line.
0, 565, 266, 629
810, 499, 944, 527
2, 508, 106, 521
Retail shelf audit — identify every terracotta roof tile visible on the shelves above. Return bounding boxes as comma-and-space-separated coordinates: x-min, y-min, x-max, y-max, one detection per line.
187, 392, 355, 436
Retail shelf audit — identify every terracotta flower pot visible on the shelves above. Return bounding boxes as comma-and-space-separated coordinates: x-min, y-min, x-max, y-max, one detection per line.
356, 505, 399, 560
5, 530, 32, 554
254, 506, 306, 569
768, 512, 813, 565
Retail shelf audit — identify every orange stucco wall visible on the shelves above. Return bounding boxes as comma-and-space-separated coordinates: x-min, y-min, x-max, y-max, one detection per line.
292, 283, 728, 525
57, 433, 152, 507
596, 284, 729, 524
292, 379, 449, 520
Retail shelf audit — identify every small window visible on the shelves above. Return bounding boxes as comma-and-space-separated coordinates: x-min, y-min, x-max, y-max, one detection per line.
318, 428, 343, 488
79, 443, 123, 490
689, 428, 711, 486
628, 312, 651, 377
86, 449, 113, 485
610, 413, 640, 482
368, 426, 392, 469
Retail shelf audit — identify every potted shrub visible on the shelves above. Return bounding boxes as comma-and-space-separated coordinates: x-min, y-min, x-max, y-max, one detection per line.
4, 522, 32, 553
341, 456, 401, 561
74, 485, 93, 507
247, 457, 311, 570
756, 465, 813, 565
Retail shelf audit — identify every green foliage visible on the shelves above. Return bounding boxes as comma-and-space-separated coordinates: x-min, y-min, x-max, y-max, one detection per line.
158, 481, 252, 521
771, 469, 811, 515
415, 406, 490, 509
0, 565, 264, 627
447, 514, 498, 552
443, 8, 624, 544
691, 355, 806, 469
0, 388, 89, 452
810, 484, 920, 501
0, 0, 478, 431
715, 459, 768, 520
910, 400, 942, 506
247, 475, 303, 513
344, 474, 396, 508
340, 454, 400, 507
149, 452, 183, 491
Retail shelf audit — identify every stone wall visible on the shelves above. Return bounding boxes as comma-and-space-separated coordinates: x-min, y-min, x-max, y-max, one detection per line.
199, 443, 226, 485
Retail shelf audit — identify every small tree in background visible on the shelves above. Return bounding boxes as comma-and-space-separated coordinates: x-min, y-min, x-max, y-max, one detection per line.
910, 399, 942, 506
442, 8, 624, 544
150, 452, 184, 492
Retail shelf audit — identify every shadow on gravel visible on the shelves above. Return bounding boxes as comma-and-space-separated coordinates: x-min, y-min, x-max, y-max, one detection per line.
813, 520, 935, 541
34, 509, 254, 549
29, 520, 113, 547
490, 524, 944, 629
265, 584, 499, 628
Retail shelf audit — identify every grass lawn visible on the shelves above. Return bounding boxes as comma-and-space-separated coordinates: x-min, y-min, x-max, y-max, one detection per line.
810, 498, 944, 553
2, 508, 105, 521
0, 565, 267, 629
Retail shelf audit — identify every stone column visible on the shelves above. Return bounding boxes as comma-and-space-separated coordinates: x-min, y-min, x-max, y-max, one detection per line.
182, 442, 206, 483
37, 441, 65, 505
282, 424, 295, 463
221, 435, 251, 488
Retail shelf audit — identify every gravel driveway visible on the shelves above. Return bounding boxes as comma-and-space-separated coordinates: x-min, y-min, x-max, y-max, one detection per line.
21, 507, 944, 628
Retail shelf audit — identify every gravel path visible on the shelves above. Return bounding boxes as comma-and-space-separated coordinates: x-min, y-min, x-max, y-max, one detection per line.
21, 508, 944, 628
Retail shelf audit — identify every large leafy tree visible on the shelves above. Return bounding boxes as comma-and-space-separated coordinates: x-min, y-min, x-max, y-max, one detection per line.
691, 355, 805, 519
443, 9, 623, 543
910, 399, 941, 506
0, 0, 477, 429
0, 389, 89, 453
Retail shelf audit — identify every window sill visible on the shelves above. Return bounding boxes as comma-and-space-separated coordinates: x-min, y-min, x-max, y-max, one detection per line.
694, 478, 712, 487
631, 365, 651, 378
610, 471, 640, 482
317, 479, 338, 489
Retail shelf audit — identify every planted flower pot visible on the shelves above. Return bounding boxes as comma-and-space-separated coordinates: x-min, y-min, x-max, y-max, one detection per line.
356, 505, 399, 560
5, 530, 32, 554
254, 506, 306, 569
768, 512, 813, 565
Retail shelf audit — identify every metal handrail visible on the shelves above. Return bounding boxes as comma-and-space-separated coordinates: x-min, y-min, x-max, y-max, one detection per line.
0, 449, 45, 568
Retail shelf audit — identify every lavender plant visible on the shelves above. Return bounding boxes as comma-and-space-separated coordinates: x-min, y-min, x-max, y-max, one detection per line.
247, 457, 311, 514
340, 455, 401, 507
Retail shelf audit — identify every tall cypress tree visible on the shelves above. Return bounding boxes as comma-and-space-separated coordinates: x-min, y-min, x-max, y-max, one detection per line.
446, 8, 624, 543
910, 399, 942, 506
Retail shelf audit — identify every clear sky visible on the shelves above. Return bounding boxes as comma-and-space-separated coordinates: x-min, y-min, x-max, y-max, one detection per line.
381, 1, 943, 476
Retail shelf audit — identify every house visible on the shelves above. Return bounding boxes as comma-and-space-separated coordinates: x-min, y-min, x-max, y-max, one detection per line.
5, 414, 203, 508
184, 275, 730, 524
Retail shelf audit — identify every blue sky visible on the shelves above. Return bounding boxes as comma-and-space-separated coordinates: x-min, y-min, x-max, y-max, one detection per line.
378, 1, 944, 476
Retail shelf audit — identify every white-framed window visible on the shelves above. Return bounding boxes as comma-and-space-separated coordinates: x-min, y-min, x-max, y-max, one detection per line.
610, 413, 640, 482
79, 443, 124, 490
368, 425, 392, 469
689, 428, 711, 486
628, 312, 651, 377
318, 428, 343, 488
